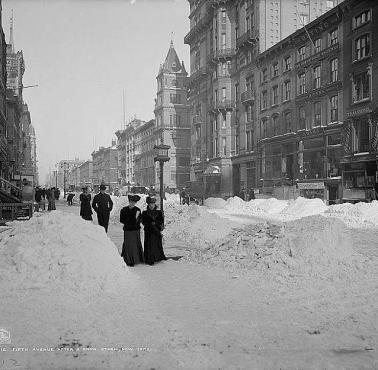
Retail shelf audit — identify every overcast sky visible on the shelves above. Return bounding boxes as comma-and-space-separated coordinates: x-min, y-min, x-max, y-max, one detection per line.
2, 0, 190, 184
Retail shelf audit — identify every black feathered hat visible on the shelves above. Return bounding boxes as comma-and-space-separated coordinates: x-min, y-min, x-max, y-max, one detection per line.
146, 196, 157, 204
128, 194, 141, 202
99, 184, 106, 190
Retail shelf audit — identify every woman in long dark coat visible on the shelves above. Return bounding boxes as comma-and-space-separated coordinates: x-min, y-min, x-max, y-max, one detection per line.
141, 197, 167, 265
79, 187, 93, 220
120, 194, 144, 267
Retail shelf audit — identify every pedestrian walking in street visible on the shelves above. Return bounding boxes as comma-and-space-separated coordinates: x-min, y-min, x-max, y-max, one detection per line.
248, 188, 255, 200
47, 187, 56, 211
79, 186, 93, 221
120, 194, 144, 267
34, 187, 42, 212
141, 196, 167, 266
92, 184, 113, 232
67, 193, 75, 206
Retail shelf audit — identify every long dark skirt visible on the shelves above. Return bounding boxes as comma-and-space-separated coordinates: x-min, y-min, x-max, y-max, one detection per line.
144, 231, 167, 265
121, 230, 144, 266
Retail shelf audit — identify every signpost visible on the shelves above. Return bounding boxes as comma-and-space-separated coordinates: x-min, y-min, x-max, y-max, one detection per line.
153, 144, 170, 214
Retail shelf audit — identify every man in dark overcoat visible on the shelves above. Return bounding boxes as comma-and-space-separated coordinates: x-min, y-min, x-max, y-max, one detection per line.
92, 184, 113, 232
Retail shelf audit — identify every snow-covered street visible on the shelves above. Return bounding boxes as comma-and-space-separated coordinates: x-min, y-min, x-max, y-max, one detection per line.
1, 194, 378, 369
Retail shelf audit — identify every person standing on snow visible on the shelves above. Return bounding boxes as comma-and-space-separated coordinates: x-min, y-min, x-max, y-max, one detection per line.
120, 194, 144, 267
141, 196, 167, 266
92, 184, 113, 232
79, 186, 93, 221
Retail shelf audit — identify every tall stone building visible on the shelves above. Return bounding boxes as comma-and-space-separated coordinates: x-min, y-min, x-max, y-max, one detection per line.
21, 103, 38, 186
154, 41, 191, 189
185, 0, 338, 197
5, 14, 24, 184
0, 0, 7, 179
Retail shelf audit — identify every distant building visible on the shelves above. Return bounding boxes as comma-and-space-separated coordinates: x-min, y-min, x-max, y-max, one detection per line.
56, 159, 85, 191
91, 141, 118, 191
154, 41, 191, 189
78, 160, 93, 188
116, 119, 145, 186
134, 119, 155, 187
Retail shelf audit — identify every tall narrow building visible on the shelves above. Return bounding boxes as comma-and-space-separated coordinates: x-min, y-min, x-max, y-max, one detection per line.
154, 41, 190, 189
0, 0, 7, 179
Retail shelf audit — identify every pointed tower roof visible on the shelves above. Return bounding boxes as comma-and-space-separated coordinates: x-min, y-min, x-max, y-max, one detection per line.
162, 41, 184, 73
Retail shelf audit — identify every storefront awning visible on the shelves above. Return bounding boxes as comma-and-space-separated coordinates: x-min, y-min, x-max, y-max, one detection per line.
204, 165, 221, 176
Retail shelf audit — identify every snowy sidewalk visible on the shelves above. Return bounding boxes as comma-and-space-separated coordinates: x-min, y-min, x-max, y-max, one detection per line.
0, 201, 377, 369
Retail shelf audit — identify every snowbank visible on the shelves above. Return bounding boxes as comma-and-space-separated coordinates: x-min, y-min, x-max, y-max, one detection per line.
181, 215, 369, 282
325, 200, 378, 228
280, 196, 327, 219
0, 211, 129, 292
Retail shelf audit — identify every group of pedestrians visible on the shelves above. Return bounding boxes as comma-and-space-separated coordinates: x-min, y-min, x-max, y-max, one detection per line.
35, 186, 60, 211
120, 195, 166, 266
79, 184, 166, 267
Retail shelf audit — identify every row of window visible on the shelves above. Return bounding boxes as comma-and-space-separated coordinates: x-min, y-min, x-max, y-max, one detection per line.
259, 97, 339, 139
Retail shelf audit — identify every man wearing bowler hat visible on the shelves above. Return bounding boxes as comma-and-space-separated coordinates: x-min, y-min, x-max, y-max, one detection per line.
92, 184, 113, 232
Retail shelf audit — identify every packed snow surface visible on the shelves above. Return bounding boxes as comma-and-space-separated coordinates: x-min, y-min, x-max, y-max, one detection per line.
0, 211, 129, 292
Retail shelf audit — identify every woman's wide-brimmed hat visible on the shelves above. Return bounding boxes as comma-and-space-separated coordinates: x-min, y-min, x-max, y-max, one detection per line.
146, 196, 157, 204
128, 194, 141, 202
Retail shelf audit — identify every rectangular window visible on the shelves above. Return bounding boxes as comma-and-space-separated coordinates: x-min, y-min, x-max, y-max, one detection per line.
261, 119, 267, 138
272, 63, 279, 77
298, 46, 306, 61
330, 58, 338, 82
313, 65, 321, 89
353, 71, 370, 102
272, 85, 278, 105
221, 33, 226, 49
222, 115, 226, 128
314, 38, 322, 53
299, 107, 306, 130
246, 130, 253, 151
262, 68, 268, 83
235, 83, 239, 102
222, 137, 226, 155
214, 138, 218, 157
221, 9, 226, 22
330, 95, 338, 122
284, 80, 291, 101
355, 34, 370, 60
314, 102, 321, 126
329, 28, 338, 45
222, 62, 227, 76
354, 9, 371, 29
285, 112, 292, 133
284, 56, 292, 71
222, 87, 227, 101
272, 116, 279, 136
261, 91, 267, 110
299, 73, 306, 95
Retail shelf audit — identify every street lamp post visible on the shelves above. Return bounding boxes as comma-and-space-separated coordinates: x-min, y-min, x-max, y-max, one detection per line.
153, 144, 170, 214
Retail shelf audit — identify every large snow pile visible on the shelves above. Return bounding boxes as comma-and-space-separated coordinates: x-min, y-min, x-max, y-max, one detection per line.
182, 215, 369, 282
204, 197, 227, 209
0, 211, 129, 292
325, 200, 378, 228
163, 202, 239, 248
280, 196, 327, 219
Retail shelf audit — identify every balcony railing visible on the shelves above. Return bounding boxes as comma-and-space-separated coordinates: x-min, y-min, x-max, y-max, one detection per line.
210, 99, 235, 111
187, 66, 209, 86
209, 48, 236, 63
241, 90, 255, 103
236, 28, 258, 49
184, 13, 211, 45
